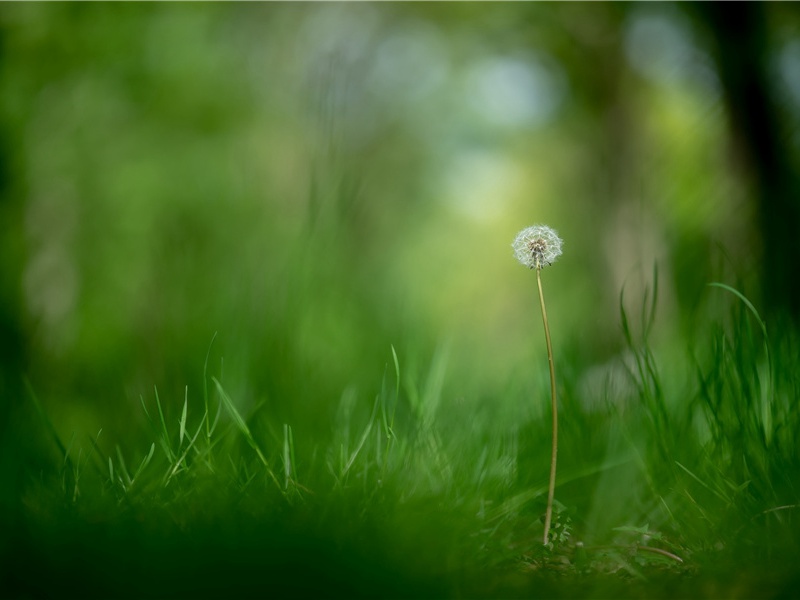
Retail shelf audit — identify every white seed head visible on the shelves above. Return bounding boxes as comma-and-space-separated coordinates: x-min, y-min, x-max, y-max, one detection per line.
512, 225, 563, 270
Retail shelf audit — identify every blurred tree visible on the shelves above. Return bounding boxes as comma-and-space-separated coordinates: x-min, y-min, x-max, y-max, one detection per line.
691, 3, 800, 320
0, 18, 27, 532
1, 2, 797, 441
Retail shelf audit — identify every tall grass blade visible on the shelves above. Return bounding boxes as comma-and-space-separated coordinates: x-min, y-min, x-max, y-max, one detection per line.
708, 283, 767, 341
179, 387, 188, 446
391, 344, 400, 398
64, 432, 76, 467
341, 395, 380, 479
675, 460, 730, 505
203, 331, 218, 439
153, 386, 175, 461
24, 379, 69, 462
708, 282, 774, 446
212, 377, 281, 489
116, 446, 132, 488
166, 418, 206, 485
208, 393, 223, 438
643, 263, 659, 343
283, 423, 295, 490
383, 345, 400, 441
132, 442, 156, 483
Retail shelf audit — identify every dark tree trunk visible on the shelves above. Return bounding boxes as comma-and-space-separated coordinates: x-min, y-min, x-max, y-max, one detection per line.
0, 24, 27, 522
691, 2, 800, 321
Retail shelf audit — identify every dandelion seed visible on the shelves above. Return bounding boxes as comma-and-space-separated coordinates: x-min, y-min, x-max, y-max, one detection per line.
512, 225, 563, 270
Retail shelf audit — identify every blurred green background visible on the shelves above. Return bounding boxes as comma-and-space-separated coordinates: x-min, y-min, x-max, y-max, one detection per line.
1, 1, 799, 497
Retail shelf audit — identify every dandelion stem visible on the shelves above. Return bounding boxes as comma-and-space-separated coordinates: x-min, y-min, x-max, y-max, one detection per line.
512, 224, 562, 546
536, 263, 558, 546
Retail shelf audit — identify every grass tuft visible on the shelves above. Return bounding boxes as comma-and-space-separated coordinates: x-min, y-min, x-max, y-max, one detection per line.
10, 285, 800, 598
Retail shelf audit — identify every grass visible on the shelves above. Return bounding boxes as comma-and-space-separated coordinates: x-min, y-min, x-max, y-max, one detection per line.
3, 282, 800, 599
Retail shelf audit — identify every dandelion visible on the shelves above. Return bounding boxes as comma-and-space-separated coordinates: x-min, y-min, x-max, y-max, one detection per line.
512, 224, 563, 546
512, 225, 563, 270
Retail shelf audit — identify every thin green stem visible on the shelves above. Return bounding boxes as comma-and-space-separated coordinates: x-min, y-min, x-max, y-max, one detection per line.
537, 265, 558, 546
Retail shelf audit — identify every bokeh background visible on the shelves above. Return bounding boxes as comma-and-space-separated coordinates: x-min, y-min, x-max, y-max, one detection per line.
1, 2, 799, 462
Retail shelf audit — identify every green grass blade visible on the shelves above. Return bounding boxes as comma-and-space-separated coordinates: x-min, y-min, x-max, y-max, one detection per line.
179, 386, 188, 446
708, 281, 774, 444
283, 423, 292, 489
24, 379, 69, 461
381, 345, 400, 441
203, 331, 218, 439
153, 385, 174, 461
341, 395, 380, 479
64, 431, 76, 467
212, 378, 254, 447
80, 429, 106, 479
619, 286, 633, 347
140, 394, 151, 419
116, 445, 132, 488
165, 417, 206, 485
675, 460, 730, 505
132, 442, 156, 483
708, 282, 767, 340
208, 389, 224, 437
643, 263, 659, 342
392, 344, 400, 403
212, 377, 281, 489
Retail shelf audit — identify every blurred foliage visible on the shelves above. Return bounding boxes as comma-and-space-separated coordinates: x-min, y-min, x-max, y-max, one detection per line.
2, 6, 800, 597
1, 3, 799, 452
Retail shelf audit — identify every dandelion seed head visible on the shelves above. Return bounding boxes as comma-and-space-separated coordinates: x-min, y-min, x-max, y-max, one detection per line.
512, 224, 563, 269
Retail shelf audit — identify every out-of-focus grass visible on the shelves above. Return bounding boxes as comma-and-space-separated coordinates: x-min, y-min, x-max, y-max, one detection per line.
4, 282, 799, 599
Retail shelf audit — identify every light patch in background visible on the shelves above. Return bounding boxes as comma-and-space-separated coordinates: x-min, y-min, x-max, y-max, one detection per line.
775, 38, 800, 153
300, 3, 381, 69
777, 38, 800, 109
294, 3, 382, 129
23, 185, 80, 354
442, 149, 522, 221
624, 9, 719, 96
367, 21, 449, 105
465, 53, 566, 129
